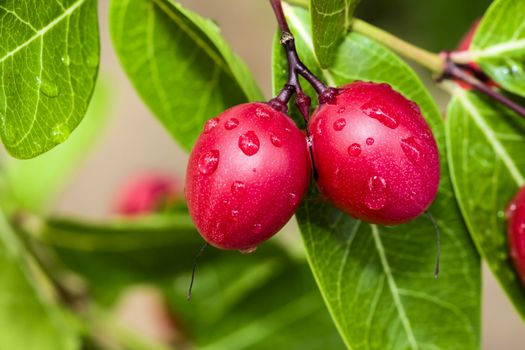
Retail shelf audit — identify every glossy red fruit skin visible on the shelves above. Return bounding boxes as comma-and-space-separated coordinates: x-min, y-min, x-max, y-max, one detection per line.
185, 102, 310, 251
309, 81, 440, 225
506, 187, 525, 284
116, 174, 180, 216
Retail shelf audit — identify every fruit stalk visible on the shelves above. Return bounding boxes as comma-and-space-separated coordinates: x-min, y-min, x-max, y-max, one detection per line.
439, 56, 525, 118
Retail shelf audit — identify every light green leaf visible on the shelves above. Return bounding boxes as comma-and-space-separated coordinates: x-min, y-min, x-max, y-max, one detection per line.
0, 0, 99, 159
471, 0, 525, 97
109, 0, 263, 151
310, 0, 359, 68
445, 85, 525, 319
274, 5, 481, 349
3, 79, 111, 213
0, 211, 79, 350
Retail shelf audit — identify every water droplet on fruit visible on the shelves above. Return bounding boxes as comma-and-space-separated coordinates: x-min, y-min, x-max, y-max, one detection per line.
239, 131, 260, 156
333, 118, 346, 131
224, 118, 239, 130
284, 127, 292, 133
255, 107, 270, 118
198, 150, 220, 175
240, 246, 257, 254
364, 175, 387, 210
229, 209, 239, 222
204, 118, 219, 133
50, 124, 70, 143
231, 181, 246, 196
288, 193, 299, 207
307, 135, 313, 147
270, 132, 282, 147
37, 77, 59, 98
366, 137, 374, 146
252, 223, 263, 234
400, 137, 421, 164
61, 55, 71, 66
348, 143, 361, 156
337, 107, 346, 114
361, 100, 399, 129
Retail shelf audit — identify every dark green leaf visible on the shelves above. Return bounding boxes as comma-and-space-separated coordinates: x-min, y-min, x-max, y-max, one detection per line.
445, 85, 525, 319
310, 0, 359, 68
0, 211, 79, 349
0, 0, 99, 159
3, 79, 111, 213
109, 0, 263, 151
470, 0, 525, 97
274, 5, 481, 349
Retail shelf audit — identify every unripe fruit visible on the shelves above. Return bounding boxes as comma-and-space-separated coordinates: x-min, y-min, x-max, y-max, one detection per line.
506, 187, 525, 284
186, 102, 310, 251
116, 174, 181, 216
309, 81, 440, 225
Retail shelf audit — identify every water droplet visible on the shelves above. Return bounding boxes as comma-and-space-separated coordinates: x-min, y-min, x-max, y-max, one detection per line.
337, 107, 346, 114
400, 137, 421, 164
229, 209, 240, 222
61, 55, 71, 66
366, 137, 374, 146
288, 193, 299, 207
86, 53, 99, 68
37, 77, 59, 98
239, 246, 257, 254
361, 100, 399, 129
239, 131, 260, 156
364, 175, 387, 210
333, 118, 346, 131
198, 150, 220, 175
224, 118, 239, 130
231, 181, 246, 196
255, 107, 270, 118
348, 143, 361, 156
307, 135, 313, 147
204, 118, 219, 133
50, 124, 70, 143
252, 223, 263, 234
270, 132, 282, 147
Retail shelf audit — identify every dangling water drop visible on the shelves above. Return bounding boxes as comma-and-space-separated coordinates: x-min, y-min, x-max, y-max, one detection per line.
204, 118, 219, 133
255, 107, 270, 118
50, 124, 70, 143
270, 132, 282, 147
347, 143, 361, 156
224, 118, 239, 130
366, 137, 374, 146
37, 77, 59, 98
400, 136, 421, 164
361, 100, 399, 129
333, 118, 346, 131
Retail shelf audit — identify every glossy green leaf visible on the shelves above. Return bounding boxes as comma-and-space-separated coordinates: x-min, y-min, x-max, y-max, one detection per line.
109, 0, 263, 151
3, 79, 111, 213
164, 247, 344, 349
310, 0, 359, 68
273, 5, 481, 349
470, 0, 525, 97
0, 211, 79, 350
0, 0, 99, 159
445, 85, 525, 320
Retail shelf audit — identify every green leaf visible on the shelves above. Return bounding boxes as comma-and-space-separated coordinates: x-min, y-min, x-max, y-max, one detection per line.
0, 211, 79, 350
471, 0, 525, 97
445, 85, 525, 320
273, 5, 481, 349
164, 249, 345, 349
310, 0, 359, 68
3, 79, 112, 213
109, 0, 263, 151
0, 0, 100, 159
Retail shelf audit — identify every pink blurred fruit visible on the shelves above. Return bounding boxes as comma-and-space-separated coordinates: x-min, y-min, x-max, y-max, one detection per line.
506, 187, 525, 284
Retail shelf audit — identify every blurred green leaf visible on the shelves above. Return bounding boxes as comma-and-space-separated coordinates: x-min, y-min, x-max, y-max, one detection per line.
4, 79, 111, 213
0, 0, 99, 159
164, 248, 344, 349
273, 5, 481, 349
0, 211, 79, 350
470, 0, 525, 97
109, 0, 263, 151
310, 0, 359, 67
445, 85, 525, 320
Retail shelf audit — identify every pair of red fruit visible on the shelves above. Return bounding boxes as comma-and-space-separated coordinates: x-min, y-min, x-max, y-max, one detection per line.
185, 81, 440, 252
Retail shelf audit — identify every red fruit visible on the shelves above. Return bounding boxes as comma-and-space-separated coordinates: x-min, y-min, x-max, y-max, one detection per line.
116, 174, 181, 216
185, 102, 310, 251
506, 187, 525, 284
457, 19, 480, 51
309, 81, 440, 225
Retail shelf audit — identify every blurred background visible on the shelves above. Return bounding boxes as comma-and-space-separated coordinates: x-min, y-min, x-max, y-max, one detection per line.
41, 0, 524, 348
